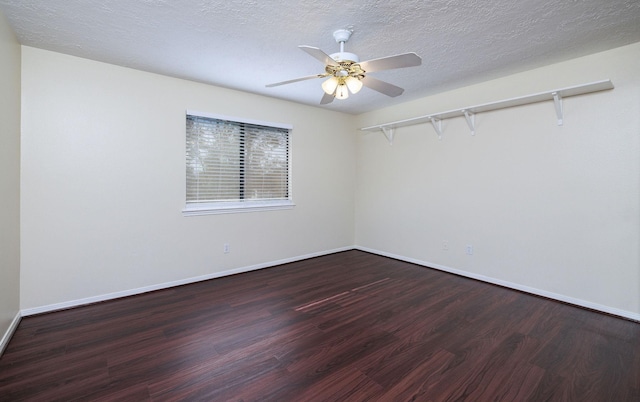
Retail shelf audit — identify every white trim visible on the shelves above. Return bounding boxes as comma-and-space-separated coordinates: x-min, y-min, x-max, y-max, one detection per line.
182, 200, 295, 216
355, 246, 640, 322
19, 246, 639, 322
0, 312, 22, 356
20, 246, 353, 317
186, 109, 293, 130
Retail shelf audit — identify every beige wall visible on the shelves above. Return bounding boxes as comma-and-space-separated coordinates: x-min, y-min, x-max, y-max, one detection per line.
20, 47, 356, 310
355, 42, 640, 318
13, 39, 640, 320
0, 10, 21, 349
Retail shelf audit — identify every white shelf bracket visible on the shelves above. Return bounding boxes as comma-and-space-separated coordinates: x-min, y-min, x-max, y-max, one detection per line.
359, 80, 613, 138
381, 126, 395, 145
462, 109, 476, 135
429, 117, 443, 140
552, 92, 563, 126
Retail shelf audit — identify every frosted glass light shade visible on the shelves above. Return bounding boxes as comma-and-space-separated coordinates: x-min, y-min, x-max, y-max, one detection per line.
335, 84, 349, 99
321, 77, 339, 95
345, 76, 363, 94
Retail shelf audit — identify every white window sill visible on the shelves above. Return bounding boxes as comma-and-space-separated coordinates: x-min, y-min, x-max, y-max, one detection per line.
182, 200, 295, 216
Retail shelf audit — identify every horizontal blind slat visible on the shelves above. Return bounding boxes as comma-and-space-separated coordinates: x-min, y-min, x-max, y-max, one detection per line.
186, 114, 290, 204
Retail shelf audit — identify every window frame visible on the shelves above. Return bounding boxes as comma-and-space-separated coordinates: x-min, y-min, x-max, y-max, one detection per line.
182, 110, 294, 216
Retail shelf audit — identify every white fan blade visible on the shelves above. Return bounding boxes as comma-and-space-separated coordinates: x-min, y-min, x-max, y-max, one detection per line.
359, 52, 421, 73
320, 92, 334, 105
266, 74, 327, 87
299, 45, 340, 67
361, 76, 404, 97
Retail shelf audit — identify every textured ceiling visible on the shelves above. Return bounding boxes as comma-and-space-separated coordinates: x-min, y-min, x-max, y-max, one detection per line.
1, 0, 639, 114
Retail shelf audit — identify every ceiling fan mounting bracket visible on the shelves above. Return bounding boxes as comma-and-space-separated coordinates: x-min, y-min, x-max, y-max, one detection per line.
333, 29, 353, 44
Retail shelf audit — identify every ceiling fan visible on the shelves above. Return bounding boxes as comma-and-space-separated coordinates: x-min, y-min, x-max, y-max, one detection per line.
266, 29, 422, 104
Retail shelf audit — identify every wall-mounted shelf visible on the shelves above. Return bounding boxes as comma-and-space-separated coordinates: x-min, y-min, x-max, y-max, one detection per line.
360, 79, 614, 144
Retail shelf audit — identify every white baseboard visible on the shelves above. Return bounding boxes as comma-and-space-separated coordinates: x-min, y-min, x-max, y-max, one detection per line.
19, 245, 639, 322
20, 246, 354, 317
356, 246, 640, 322
0, 312, 21, 356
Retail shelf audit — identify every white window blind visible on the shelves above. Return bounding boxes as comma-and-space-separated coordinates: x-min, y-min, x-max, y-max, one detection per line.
184, 112, 293, 215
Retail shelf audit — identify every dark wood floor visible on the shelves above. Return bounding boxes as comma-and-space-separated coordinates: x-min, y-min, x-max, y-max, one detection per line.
1, 250, 638, 401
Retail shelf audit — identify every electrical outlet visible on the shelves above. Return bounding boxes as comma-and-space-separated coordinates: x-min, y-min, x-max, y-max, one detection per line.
442, 241, 449, 251
465, 245, 473, 255
224, 243, 230, 253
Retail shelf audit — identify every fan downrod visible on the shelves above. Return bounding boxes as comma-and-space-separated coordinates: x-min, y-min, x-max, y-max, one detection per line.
330, 28, 359, 63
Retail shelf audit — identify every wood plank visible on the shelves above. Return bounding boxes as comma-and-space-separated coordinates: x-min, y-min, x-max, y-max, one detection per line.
0, 250, 638, 400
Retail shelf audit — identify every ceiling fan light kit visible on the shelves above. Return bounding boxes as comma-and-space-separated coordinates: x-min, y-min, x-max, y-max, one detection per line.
335, 83, 349, 100
266, 28, 422, 105
321, 73, 363, 100
321, 76, 339, 94
345, 76, 363, 94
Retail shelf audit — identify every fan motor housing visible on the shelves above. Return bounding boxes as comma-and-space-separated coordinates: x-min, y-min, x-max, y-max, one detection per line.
330, 52, 359, 63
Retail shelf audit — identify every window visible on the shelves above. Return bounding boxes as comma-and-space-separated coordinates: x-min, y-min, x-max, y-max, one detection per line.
183, 111, 293, 215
